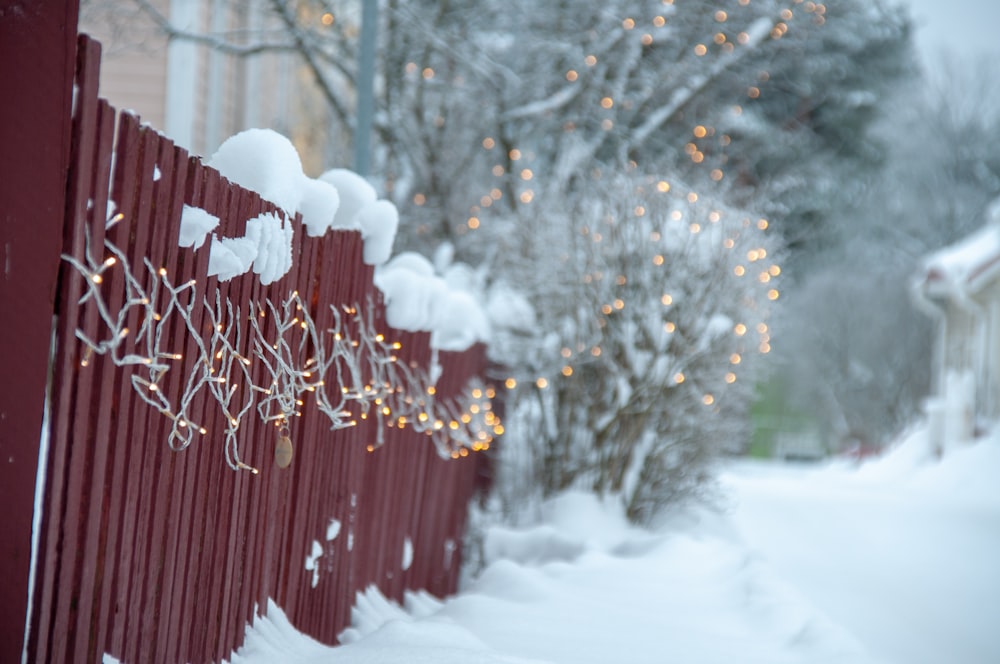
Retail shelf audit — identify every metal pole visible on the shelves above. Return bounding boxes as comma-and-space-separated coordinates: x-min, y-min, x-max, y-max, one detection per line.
354, 0, 378, 176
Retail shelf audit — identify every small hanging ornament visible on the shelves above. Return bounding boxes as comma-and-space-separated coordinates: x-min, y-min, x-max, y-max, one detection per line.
275, 424, 293, 468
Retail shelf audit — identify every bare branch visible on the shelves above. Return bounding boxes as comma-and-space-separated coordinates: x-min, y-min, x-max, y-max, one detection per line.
266, 0, 353, 129
132, 0, 299, 56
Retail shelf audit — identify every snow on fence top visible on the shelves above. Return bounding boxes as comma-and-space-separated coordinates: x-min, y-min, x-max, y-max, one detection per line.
180, 128, 485, 349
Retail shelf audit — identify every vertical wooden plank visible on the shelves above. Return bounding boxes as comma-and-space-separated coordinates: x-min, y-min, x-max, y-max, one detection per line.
68, 96, 117, 661
0, 3, 79, 658
408, 442, 433, 592
168, 160, 218, 663
141, 140, 192, 663
245, 208, 307, 636
51, 96, 114, 661
253, 217, 317, 619
133, 131, 184, 664
185, 172, 233, 662
287, 227, 332, 641
162, 156, 214, 664
322, 234, 357, 640
107, 119, 160, 663
209, 184, 254, 662
308, 251, 350, 640
92, 109, 147, 661
144, 141, 204, 661
229, 309, 269, 654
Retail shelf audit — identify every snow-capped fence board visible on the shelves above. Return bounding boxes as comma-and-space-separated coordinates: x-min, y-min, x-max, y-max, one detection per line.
21, 31, 492, 664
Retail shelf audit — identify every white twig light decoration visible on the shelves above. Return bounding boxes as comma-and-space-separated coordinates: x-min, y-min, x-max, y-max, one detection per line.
64, 222, 498, 472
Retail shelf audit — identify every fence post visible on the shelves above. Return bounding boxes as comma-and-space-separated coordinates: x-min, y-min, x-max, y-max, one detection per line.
0, 1, 79, 660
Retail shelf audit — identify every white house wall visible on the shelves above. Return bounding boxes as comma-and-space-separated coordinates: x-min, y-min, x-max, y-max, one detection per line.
79, 0, 171, 132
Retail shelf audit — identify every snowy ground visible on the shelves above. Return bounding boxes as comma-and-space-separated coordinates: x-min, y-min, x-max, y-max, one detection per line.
230, 427, 1000, 664
724, 429, 1000, 664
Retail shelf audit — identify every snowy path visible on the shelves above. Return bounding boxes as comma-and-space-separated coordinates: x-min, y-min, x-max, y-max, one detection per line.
233, 497, 880, 664
723, 442, 1000, 664
230, 430, 1000, 664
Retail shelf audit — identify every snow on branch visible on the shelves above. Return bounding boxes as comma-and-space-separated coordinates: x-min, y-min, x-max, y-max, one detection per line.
631, 15, 775, 146
501, 84, 583, 122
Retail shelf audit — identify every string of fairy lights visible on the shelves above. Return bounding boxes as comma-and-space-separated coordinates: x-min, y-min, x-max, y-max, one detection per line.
472, 174, 780, 413
64, 218, 500, 473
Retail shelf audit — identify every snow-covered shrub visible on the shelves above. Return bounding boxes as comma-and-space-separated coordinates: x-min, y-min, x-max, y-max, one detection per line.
489, 173, 780, 522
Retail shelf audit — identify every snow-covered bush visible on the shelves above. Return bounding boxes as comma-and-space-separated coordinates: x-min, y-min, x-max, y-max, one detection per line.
490, 173, 780, 522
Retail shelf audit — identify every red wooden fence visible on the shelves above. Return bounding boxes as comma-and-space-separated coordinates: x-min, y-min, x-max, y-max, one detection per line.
8, 26, 496, 664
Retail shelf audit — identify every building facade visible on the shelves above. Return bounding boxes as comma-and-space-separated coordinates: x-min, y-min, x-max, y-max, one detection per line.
913, 205, 1000, 452
79, 0, 336, 170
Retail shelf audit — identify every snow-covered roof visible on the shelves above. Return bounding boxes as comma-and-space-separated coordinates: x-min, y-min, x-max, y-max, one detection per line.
916, 217, 1000, 302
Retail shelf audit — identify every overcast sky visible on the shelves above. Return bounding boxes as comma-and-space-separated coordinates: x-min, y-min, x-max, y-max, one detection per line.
902, 0, 1000, 67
